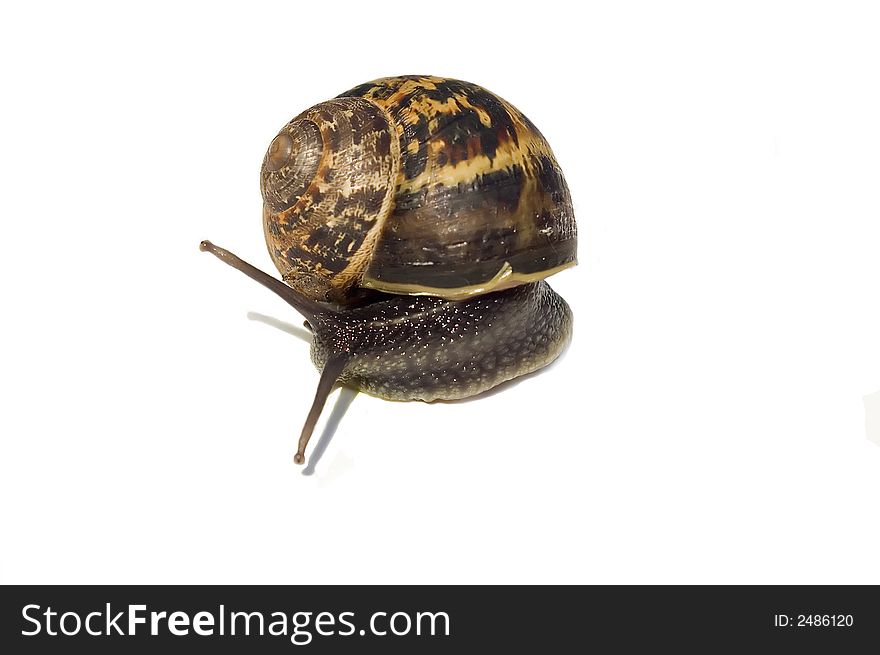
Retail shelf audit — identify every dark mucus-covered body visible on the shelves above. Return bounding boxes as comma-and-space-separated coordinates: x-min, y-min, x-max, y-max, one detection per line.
309, 281, 572, 401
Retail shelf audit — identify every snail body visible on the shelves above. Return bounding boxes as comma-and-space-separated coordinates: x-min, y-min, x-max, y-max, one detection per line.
202, 76, 577, 464
307, 281, 571, 403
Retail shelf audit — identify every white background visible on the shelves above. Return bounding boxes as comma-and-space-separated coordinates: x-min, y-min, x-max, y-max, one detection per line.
1, 1, 879, 584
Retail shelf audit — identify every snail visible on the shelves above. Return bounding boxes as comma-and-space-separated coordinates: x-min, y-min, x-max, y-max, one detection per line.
201, 76, 577, 465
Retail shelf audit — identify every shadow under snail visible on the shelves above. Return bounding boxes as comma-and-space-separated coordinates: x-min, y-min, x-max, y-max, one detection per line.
201, 75, 577, 465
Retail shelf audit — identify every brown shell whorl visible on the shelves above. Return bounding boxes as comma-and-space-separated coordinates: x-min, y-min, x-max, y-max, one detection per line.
260, 119, 323, 214
261, 98, 399, 304
335, 76, 577, 299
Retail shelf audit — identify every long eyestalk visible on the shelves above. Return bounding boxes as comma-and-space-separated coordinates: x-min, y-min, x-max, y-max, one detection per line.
294, 354, 350, 464
199, 240, 325, 322
200, 240, 352, 466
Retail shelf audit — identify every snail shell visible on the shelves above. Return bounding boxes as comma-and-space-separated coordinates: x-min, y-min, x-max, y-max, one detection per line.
260, 75, 577, 304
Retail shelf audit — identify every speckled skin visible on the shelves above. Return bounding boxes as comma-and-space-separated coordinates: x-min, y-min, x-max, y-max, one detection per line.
309, 281, 572, 401
199, 239, 574, 464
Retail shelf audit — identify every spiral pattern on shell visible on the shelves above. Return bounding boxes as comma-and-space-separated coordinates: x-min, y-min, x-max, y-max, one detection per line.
261, 76, 576, 305
261, 98, 400, 303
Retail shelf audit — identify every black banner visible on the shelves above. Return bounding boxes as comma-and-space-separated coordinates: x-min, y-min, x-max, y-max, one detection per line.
1, 585, 877, 652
